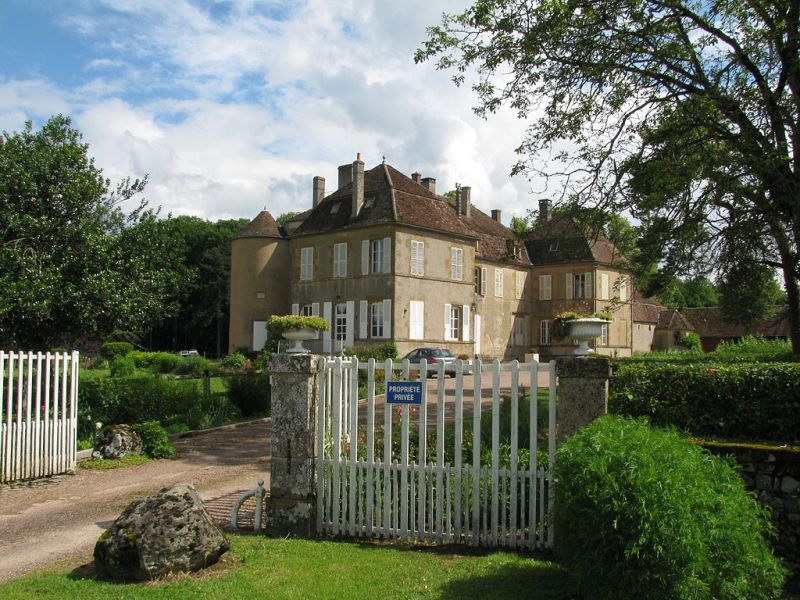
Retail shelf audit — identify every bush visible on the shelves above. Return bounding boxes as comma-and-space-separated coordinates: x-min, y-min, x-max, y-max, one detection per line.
344, 342, 398, 362
127, 351, 160, 368
680, 331, 702, 352
174, 355, 213, 376
555, 415, 786, 600
221, 351, 247, 371
100, 342, 134, 361
89, 355, 108, 370
226, 373, 271, 417
151, 352, 181, 374
610, 362, 800, 441
109, 355, 135, 378
131, 421, 175, 459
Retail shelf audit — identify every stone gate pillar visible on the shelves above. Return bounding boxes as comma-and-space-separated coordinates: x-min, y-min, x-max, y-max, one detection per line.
266, 353, 324, 537
555, 356, 611, 441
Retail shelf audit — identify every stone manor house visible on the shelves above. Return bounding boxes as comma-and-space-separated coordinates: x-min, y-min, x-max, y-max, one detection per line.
229, 155, 655, 360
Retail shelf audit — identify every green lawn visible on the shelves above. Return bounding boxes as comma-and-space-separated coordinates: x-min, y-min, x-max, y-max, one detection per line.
0, 536, 572, 600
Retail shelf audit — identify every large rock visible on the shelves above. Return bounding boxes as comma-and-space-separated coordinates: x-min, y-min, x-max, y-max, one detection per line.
94, 483, 229, 581
94, 424, 142, 459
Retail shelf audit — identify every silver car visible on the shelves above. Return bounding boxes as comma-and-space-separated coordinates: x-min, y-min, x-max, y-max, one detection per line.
402, 347, 457, 377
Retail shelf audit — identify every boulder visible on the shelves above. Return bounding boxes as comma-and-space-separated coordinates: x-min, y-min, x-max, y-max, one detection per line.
94, 483, 229, 581
94, 424, 142, 460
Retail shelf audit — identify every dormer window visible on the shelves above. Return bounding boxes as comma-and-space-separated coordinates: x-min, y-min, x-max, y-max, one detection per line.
549, 241, 558, 252
330, 202, 340, 214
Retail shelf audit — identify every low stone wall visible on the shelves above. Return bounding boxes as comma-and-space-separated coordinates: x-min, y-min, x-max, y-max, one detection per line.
699, 441, 800, 572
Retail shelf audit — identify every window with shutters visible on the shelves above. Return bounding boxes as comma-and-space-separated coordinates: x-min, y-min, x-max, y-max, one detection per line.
494, 268, 504, 297
370, 239, 383, 274
474, 267, 481, 294
411, 240, 424, 276
409, 300, 424, 340
600, 323, 609, 346
370, 302, 384, 338
300, 247, 313, 281
335, 303, 347, 341
619, 276, 628, 301
514, 316, 525, 346
301, 304, 313, 316
601, 273, 610, 300
451, 247, 463, 280
540, 320, 552, 346
333, 243, 347, 278
448, 305, 461, 340
539, 274, 551, 300
515, 271, 525, 299
574, 273, 588, 298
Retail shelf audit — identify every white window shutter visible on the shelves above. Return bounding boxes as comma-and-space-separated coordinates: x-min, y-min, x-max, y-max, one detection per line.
383, 299, 391, 338
481, 267, 487, 296
323, 302, 332, 353
311, 302, 319, 316
409, 300, 424, 340
444, 304, 452, 340
345, 301, 354, 347
566, 272, 573, 299
620, 276, 628, 301
359, 300, 368, 339
474, 314, 481, 355
585, 272, 593, 298
462, 305, 470, 341
601, 274, 609, 300
361, 240, 369, 275
383, 237, 391, 273
291, 303, 299, 315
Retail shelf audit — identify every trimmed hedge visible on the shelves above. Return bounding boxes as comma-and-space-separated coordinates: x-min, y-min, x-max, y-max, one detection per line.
555, 415, 786, 599
610, 362, 800, 441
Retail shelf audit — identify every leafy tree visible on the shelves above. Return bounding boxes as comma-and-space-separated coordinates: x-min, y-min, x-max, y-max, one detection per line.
275, 211, 299, 227
718, 261, 785, 325
418, 0, 800, 352
0, 116, 180, 348
509, 215, 531, 237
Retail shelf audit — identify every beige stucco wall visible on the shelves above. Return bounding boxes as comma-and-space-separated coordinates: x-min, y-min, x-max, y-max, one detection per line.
474, 260, 530, 360
228, 236, 291, 352
633, 321, 657, 354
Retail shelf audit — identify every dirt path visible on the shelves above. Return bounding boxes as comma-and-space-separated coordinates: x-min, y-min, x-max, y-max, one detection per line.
0, 419, 271, 583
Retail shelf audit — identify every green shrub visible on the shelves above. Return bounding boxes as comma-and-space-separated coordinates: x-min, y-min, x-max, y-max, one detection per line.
174, 355, 213, 376
226, 373, 271, 416
680, 331, 702, 352
712, 335, 794, 361
555, 415, 786, 600
610, 362, 800, 440
109, 355, 135, 378
89, 355, 108, 370
345, 342, 398, 362
220, 351, 247, 371
127, 350, 160, 368
152, 352, 181, 374
100, 342, 134, 361
131, 421, 175, 459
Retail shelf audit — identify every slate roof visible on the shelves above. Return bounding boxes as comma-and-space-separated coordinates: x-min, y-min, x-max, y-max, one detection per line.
524, 215, 628, 268
234, 210, 284, 239
631, 290, 666, 323
289, 162, 530, 266
657, 309, 695, 331
681, 307, 791, 338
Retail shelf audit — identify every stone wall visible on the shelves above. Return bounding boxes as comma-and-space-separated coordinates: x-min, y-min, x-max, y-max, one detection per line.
700, 441, 800, 572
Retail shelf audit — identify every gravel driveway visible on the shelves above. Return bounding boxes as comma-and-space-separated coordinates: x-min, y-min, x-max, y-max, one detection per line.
0, 419, 271, 583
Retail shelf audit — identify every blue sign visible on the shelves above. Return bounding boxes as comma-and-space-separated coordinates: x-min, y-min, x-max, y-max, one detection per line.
386, 381, 423, 405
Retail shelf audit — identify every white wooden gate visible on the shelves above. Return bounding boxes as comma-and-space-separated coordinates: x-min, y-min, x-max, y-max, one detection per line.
0, 351, 79, 482
317, 357, 557, 550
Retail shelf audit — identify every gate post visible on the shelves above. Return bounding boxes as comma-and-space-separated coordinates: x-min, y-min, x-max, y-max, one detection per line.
555, 356, 611, 441
266, 353, 325, 537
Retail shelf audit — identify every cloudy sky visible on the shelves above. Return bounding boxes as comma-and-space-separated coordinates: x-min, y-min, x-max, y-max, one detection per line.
0, 0, 543, 224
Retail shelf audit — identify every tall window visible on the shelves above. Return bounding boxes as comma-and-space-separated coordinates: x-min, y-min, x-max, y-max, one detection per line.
447, 305, 461, 340
411, 240, 425, 276
574, 273, 588, 298
371, 239, 384, 274
451, 247, 463, 280
540, 320, 552, 346
494, 268, 504, 297
370, 302, 384, 338
618, 276, 628, 301
474, 267, 482, 294
333, 242, 347, 278
335, 303, 347, 341
301, 304, 313, 316
539, 274, 551, 300
601, 273, 610, 300
300, 247, 313, 281
600, 323, 609, 346
514, 316, 525, 346
515, 271, 525, 299
409, 300, 424, 340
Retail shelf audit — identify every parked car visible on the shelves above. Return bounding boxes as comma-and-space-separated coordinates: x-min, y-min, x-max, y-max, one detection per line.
179, 349, 199, 357
402, 348, 456, 377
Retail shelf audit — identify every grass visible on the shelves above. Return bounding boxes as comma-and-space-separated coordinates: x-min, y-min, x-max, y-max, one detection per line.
0, 536, 573, 599
79, 454, 150, 470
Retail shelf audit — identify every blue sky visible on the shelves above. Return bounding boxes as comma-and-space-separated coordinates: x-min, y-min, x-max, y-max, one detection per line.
0, 0, 540, 222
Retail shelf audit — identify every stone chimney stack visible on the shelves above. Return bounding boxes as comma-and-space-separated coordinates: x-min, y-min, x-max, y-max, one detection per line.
421, 177, 436, 194
459, 186, 471, 217
412, 172, 422, 184
338, 163, 353, 190
351, 153, 364, 220
538, 198, 551, 223
491, 209, 502, 223
312, 176, 325, 208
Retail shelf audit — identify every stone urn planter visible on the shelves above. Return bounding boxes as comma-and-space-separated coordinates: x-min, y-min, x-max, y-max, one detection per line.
566, 318, 610, 356
282, 328, 317, 353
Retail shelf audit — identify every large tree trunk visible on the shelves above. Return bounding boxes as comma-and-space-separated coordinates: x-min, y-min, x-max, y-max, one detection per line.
780, 258, 800, 355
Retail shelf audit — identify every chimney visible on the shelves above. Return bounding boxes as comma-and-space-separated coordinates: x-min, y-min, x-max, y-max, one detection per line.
312, 176, 325, 208
459, 186, 471, 217
412, 172, 422, 184
351, 152, 364, 220
338, 163, 353, 189
491, 209, 502, 223
421, 177, 436, 194
538, 198, 551, 223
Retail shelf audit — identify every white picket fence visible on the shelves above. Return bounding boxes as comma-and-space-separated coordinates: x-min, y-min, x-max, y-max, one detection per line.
317, 357, 557, 550
0, 351, 80, 483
